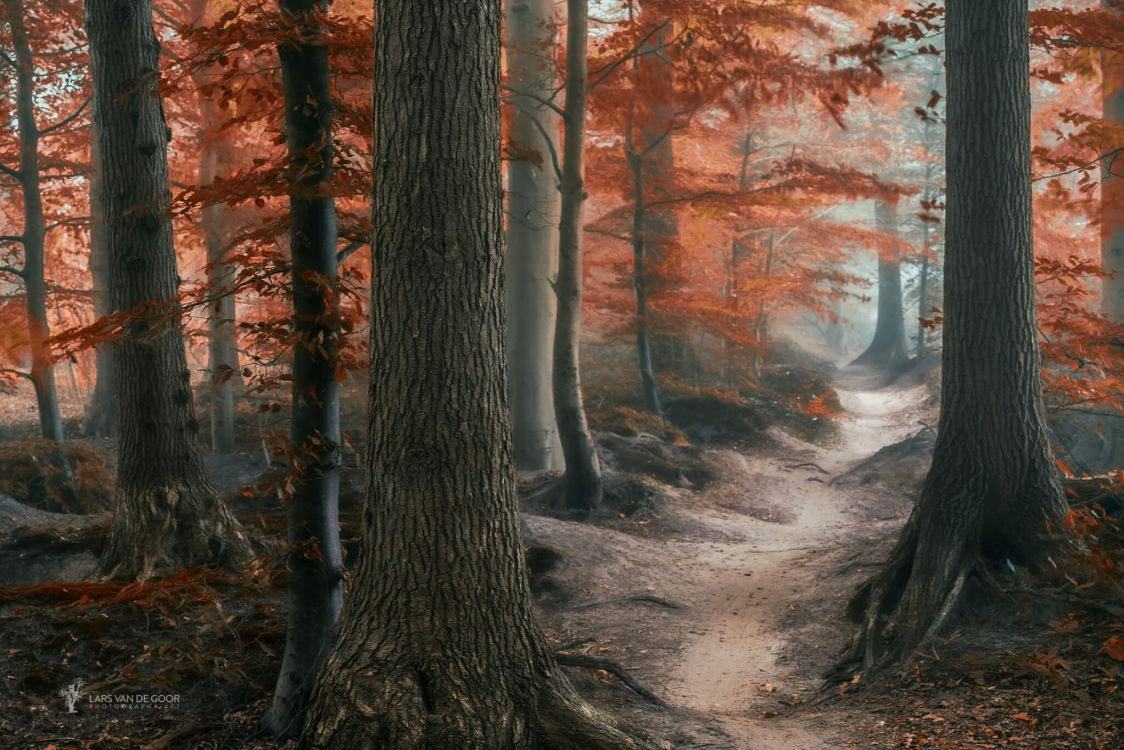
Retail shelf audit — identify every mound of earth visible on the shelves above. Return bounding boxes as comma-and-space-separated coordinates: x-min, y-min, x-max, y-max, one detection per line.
0, 439, 114, 514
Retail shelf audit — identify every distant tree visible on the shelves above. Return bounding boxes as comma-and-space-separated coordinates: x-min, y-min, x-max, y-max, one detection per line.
262, 0, 343, 735
838, 0, 1067, 676
304, 1, 665, 745
1102, 0, 1124, 322
852, 197, 909, 370
86, 0, 251, 579
554, 0, 603, 511
83, 128, 116, 438
1, 0, 66, 443
505, 0, 564, 471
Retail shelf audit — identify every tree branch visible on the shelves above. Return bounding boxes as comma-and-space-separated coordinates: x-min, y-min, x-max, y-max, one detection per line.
39, 95, 92, 137
510, 99, 564, 184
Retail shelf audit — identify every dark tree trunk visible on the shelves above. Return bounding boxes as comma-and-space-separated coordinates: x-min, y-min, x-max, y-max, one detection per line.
505, 0, 564, 471
304, 3, 663, 746
838, 0, 1066, 677
628, 153, 663, 417
852, 198, 909, 370
84, 129, 117, 438
553, 0, 603, 512
5, 0, 65, 444
1104, 0, 1124, 322
86, 0, 251, 580
262, 0, 343, 735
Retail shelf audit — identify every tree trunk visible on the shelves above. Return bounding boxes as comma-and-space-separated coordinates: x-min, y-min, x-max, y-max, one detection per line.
86, 0, 251, 580
84, 127, 117, 438
1103, 0, 1124, 322
838, 0, 1066, 677
198, 136, 240, 454
636, 20, 683, 376
852, 198, 909, 370
262, 0, 343, 735
916, 187, 932, 359
6, 0, 65, 444
553, 0, 603, 512
304, 3, 664, 746
505, 0, 564, 472
629, 153, 663, 416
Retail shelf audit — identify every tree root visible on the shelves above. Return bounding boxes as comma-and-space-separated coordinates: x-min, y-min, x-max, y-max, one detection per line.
538, 684, 672, 750
572, 592, 683, 611
553, 651, 666, 707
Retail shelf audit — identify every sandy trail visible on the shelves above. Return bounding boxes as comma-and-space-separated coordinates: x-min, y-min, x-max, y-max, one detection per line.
664, 375, 928, 748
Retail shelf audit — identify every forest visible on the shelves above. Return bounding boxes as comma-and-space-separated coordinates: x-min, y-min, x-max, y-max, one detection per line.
0, 0, 1121, 747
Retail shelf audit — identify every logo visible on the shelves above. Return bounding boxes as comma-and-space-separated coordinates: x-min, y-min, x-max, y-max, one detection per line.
59, 679, 84, 714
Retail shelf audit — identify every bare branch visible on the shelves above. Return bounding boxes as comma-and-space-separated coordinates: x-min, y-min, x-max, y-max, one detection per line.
39, 95, 92, 137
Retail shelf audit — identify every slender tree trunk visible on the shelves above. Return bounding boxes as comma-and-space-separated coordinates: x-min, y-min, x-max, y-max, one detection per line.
838, 0, 1066, 677
505, 0, 564, 471
636, 19, 682, 375
263, 0, 343, 735
628, 153, 662, 416
1103, 0, 1124, 322
84, 127, 117, 438
87, 0, 251, 580
553, 0, 602, 512
304, 3, 663, 747
198, 137, 240, 454
5, 0, 65, 443
916, 187, 932, 358
852, 198, 909, 370
751, 231, 775, 380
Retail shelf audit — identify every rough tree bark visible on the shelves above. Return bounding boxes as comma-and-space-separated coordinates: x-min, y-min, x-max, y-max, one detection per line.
505, 0, 564, 471
262, 0, 343, 735
836, 0, 1067, 678
5, 0, 66, 444
87, 0, 251, 580
553, 0, 603, 512
1104, 0, 1124, 322
84, 128, 117, 438
852, 198, 909, 371
303, 2, 664, 746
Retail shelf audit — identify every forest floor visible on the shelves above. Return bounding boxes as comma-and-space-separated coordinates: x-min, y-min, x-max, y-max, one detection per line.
0, 358, 1120, 748
525, 367, 935, 749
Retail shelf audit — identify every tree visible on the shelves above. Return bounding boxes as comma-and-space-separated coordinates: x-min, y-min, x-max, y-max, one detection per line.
86, 0, 251, 579
838, 0, 1067, 676
553, 0, 603, 512
852, 197, 909, 370
505, 0, 564, 472
262, 0, 343, 735
304, 2, 664, 746
1103, 0, 1124, 322
83, 129, 116, 438
2, 0, 66, 444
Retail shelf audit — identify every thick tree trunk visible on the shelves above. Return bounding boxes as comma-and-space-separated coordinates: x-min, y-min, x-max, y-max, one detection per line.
304, 3, 663, 746
852, 199, 909, 370
838, 0, 1066, 677
86, 0, 251, 580
6, 0, 65, 444
505, 0, 564, 471
1103, 0, 1124, 322
553, 0, 603, 512
84, 129, 117, 438
262, 0, 343, 736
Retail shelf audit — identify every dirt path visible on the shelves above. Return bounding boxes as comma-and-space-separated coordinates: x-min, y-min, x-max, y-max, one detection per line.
663, 376, 929, 748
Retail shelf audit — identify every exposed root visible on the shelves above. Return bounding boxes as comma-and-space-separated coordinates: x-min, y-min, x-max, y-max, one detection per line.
572, 592, 684, 611
538, 684, 671, 750
553, 650, 666, 707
